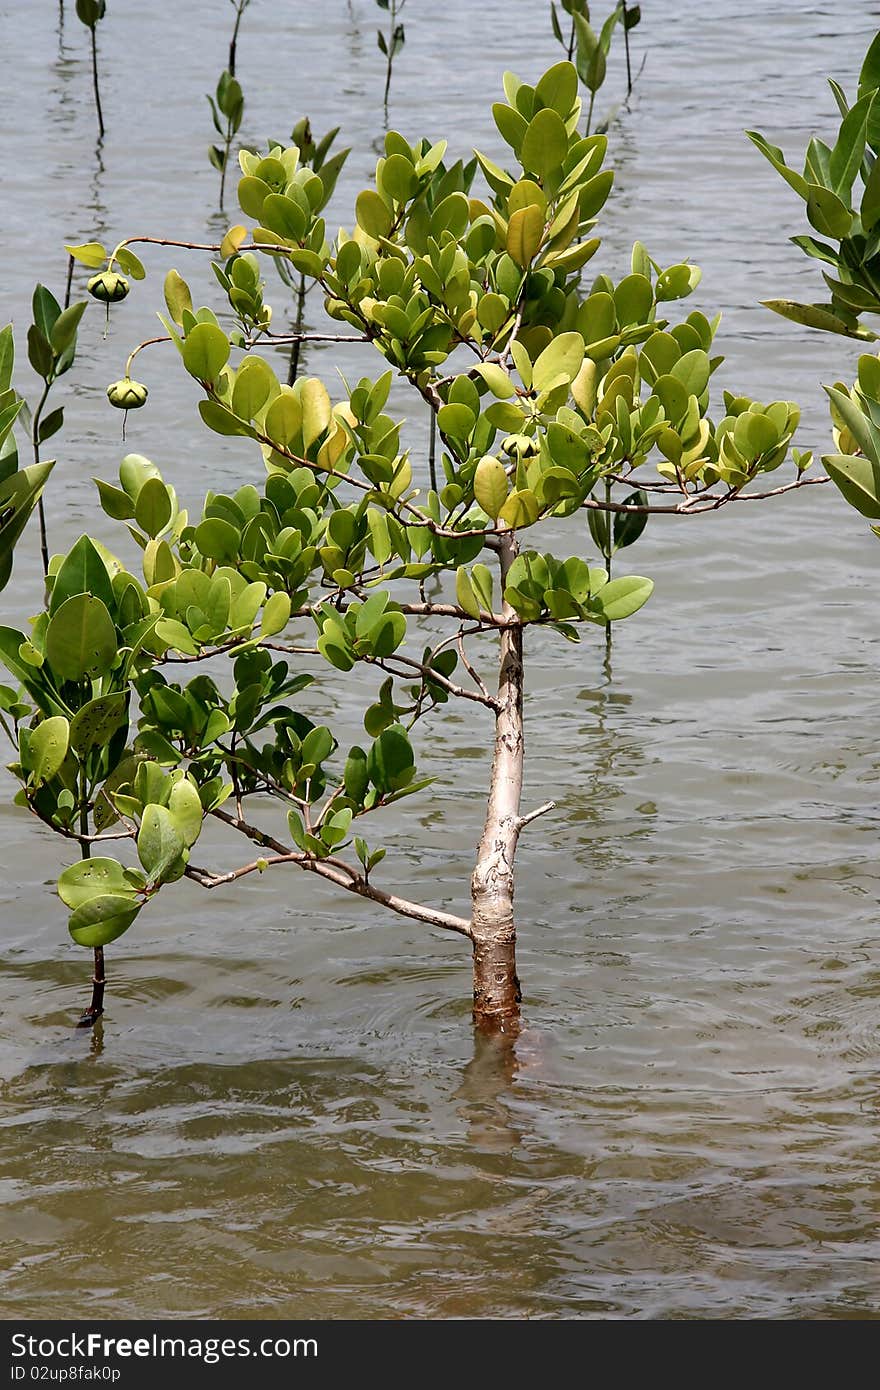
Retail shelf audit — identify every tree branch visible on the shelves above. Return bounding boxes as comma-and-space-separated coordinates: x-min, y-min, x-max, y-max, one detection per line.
203, 806, 473, 937
365, 652, 500, 711
581, 473, 829, 515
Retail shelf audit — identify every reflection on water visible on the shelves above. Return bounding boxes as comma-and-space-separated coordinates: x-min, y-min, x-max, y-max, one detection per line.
1, 0, 880, 1319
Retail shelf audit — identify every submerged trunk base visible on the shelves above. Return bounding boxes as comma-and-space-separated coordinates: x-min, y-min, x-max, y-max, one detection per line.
472, 930, 521, 1035
76, 946, 105, 1029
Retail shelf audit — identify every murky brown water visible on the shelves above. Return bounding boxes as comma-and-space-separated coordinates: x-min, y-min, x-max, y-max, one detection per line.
1, 0, 879, 1319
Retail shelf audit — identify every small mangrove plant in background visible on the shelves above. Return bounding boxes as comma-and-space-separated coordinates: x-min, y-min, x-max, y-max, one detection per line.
757, 34, 880, 543
75, 0, 106, 139
1, 278, 89, 581
377, 0, 406, 115
227, 0, 251, 78
550, 1, 642, 131
208, 69, 245, 209
1, 61, 823, 1036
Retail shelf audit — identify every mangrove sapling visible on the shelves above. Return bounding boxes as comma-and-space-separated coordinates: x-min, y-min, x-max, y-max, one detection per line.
377, 0, 406, 115
748, 31, 880, 345
14, 284, 89, 577
0, 61, 824, 1036
208, 70, 245, 210
74, 0, 106, 140
757, 32, 880, 549
622, 2, 640, 100
550, 2, 642, 131
227, 0, 252, 78
0, 328, 56, 595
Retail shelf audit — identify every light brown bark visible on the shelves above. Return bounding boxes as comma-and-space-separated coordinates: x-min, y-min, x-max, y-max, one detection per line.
471, 531, 524, 1032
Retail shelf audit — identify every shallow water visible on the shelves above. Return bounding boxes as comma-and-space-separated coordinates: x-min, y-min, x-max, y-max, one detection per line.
0, 0, 879, 1320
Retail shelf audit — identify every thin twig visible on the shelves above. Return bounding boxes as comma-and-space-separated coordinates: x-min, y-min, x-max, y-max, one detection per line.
516, 800, 556, 830
457, 632, 491, 701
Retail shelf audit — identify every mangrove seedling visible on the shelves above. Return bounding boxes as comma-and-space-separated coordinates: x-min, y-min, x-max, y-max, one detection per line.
227, 0, 252, 78
0, 325, 56, 594
377, 0, 406, 115
551, 2, 642, 129
208, 69, 245, 210
75, 0, 106, 139
759, 31, 880, 567
1, 62, 822, 1037
10, 284, 89, 576
749, 32, 880, 343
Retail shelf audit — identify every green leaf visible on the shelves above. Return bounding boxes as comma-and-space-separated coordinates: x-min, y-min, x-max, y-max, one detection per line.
470, 563, 494, 612
344, 746, 370, 804
473, 455, 508, 518
163, 269, 193, 327
806, 184, 853, 239
300, 377, 332, 448
823, 452, 880, 517
521, 108, 569, 180
69, 692, 128, 755
65, 241, 107, 269
535, 61, 579, 116
134, 477, 173, 538
592, 575, 653, 621
68, 896, 140, 948
473, 363, 516, 398
27, 325, 54, 380
532, 331, 585, 392
32, 284, 61, 342
168, 778, 203, 847
49, 300, 87, 356
745, 130, 810, 199
195, 517, 240, 562
261, 590, 291, 638
437, 402, 476, 439
59, 856, 139, 910
45, 594, 118, 682
574, 14, 606, 93
762, 299, 877, 341
861, 155, 880, 231
613, 491, 648, 551
30, 716, 69, 787
455, 566, 481, 620
355, 189, 393, 240
114, 247, 146, 281
825, 384, 880, 462
498, 489, 540, 529
367, 725, 415, 793
0, 461, 55, 596
506, 204, 544, 267
50, 534, 115, 615
232, 355, 274, 419
238, 175, 273, 220
138, 803, 185, 882
829, 92, 873, 200
182, 323, 230, 382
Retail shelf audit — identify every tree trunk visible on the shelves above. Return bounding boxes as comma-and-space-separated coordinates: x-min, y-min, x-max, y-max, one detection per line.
77, 945, 105, 1028
471, 531, 524, 1033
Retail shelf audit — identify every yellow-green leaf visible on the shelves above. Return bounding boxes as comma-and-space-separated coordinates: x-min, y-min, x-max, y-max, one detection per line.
473, 455, 509, 518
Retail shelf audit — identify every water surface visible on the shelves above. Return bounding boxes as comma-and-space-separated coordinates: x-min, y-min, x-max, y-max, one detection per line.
0, 0, 878, 1320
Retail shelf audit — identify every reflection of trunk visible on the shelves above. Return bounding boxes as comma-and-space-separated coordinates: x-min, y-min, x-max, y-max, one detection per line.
77, 946, 105, 1028
471, 532, 524, 1033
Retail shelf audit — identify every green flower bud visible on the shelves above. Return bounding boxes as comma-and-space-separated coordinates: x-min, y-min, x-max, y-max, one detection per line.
87, 271, 130, 303
501, 433, 539, 459
107, 378, 148, 409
